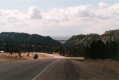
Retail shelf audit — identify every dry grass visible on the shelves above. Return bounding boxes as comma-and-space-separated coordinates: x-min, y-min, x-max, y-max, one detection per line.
73, 59, 119, 80
0, 52, 64, 62
0, 53, 27, 62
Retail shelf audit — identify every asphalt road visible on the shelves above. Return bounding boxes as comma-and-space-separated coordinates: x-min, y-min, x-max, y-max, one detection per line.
0, 59, 80, 80
34, 59, 80, 80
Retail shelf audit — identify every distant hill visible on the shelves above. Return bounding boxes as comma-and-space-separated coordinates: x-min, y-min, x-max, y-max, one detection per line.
53, 36, 69, 40
57, 40, 67, 44
52, 36, 69, 44
0, 32, 63, 54
64, 29, 119, 59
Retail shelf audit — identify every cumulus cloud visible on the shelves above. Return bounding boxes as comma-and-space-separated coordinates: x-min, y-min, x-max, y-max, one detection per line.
0, 2, 119, 37
28, 7, 42, 19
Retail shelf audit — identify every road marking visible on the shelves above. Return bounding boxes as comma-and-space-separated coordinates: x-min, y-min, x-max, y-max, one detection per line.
32, 59, 59, 80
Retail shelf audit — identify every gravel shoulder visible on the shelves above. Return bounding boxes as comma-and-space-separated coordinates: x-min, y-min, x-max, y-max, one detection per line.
72, 59, 119, 80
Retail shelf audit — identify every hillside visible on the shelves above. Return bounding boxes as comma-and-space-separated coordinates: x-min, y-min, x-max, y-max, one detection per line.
0, 32, 63, 54
64, 30, 119, 59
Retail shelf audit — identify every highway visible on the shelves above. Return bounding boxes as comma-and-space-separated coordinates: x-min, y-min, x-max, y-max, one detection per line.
0, 59, 80, 80
0, 59, 118, 80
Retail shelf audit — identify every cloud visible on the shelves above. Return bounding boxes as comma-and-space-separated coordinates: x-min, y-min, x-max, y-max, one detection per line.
28, 7, 42, 19
0, 2, 119, 37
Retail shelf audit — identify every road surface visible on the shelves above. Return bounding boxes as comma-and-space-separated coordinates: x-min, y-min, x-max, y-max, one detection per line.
0, 59, 80, 80
0, 59, 118, 80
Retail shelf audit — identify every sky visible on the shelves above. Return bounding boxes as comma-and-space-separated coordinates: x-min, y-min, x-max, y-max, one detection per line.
0, 0, 119, 38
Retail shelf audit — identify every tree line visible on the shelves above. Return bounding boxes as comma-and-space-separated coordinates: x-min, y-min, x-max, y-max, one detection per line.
0, 32, 63, 55
64, 30, 119, 59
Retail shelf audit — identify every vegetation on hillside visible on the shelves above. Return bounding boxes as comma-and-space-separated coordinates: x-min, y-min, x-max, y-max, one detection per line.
0, 30, 119, 60
64, 30, 119, 59
0, 32, 64, 55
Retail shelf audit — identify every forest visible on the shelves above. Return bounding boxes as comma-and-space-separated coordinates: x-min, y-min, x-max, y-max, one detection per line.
0, 32, 63, 55
0, 30, 119, 59
65, 30, 119, 59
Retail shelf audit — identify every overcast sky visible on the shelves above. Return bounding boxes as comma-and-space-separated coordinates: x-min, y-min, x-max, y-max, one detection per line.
0, 0, 119, 37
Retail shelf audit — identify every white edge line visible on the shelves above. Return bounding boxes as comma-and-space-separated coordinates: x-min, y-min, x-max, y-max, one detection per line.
32, 60, 59, 80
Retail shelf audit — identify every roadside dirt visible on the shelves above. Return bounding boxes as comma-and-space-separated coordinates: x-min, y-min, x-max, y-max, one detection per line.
73, 59, 119, 80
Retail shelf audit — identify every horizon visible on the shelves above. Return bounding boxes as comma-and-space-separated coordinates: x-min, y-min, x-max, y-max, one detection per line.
0, 0, 118, 37
0, 28, 118, 40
